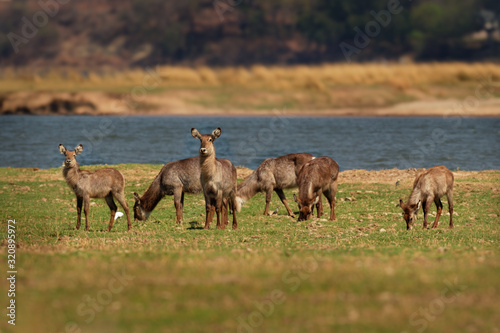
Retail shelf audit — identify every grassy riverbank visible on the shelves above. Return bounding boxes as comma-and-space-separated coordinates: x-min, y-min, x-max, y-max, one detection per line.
0, 165, 499, 332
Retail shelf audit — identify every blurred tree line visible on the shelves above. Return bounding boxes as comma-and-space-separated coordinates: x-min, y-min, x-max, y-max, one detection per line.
0, 0, 498, 67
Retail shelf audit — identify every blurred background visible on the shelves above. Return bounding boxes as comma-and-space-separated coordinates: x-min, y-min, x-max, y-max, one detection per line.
0, 0, 499, 67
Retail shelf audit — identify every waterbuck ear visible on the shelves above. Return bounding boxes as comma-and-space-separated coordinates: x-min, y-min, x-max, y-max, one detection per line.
59, 144, 67, 154
293, 194, 300, 204
191, 128, 202, 139
133, 192, 141, 203
416, 200, 421, 211
212, 127, 221, 140
74, 144, 83, 155
397, 199, 404, 208
313, 196, 320, 205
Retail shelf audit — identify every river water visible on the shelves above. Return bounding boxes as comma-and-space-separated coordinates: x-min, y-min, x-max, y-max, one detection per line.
0, 115, 498, 171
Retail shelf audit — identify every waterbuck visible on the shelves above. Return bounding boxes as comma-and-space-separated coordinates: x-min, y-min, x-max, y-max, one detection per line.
133, 157, 202, 223
398, 165, 454, 230
191, 127, 239, 230
294, 156, 339, 221
59, 144, 131, 231
236, 153, 314, 217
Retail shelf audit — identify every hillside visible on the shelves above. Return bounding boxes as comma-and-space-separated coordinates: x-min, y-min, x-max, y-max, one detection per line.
0, 0, 499, 68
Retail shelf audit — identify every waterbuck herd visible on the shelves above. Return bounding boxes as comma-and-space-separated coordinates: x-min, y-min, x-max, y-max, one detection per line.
59, 127, 454, 232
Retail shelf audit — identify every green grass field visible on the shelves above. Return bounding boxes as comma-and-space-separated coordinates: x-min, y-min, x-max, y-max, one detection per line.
0, 165, 499, 333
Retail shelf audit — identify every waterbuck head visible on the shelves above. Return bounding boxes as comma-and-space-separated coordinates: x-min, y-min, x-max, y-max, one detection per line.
398, 199, 421, 230
294, 194, 319, 221
59, 144, 83, 168
191, 127, 221, 157
133, 192, 149, 221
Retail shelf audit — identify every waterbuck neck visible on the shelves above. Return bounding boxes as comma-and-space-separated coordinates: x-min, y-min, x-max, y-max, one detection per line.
199, 153, 217, 179
62, 162, 81, 188
139, 175, 165, 214
408, 187, 422, 206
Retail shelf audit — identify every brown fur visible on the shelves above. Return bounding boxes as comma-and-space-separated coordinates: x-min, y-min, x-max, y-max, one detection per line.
133, 157, 202, 223
191, 127, 238, 230
399, 165, 454, 230
59, 144, 131, 231
294, 156, 339, 221
237, 153, 314, 217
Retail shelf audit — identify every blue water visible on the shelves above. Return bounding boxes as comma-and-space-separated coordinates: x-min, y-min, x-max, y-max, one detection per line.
0, 115, 498, 171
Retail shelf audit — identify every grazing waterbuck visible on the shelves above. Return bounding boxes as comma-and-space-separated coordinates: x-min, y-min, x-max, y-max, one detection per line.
191, 127, 239, 230
59, 144, 131, 231
133, 157, 202, 223
237, 153, 314, 217
294, 156, 339, 221
398, 165, 454, 230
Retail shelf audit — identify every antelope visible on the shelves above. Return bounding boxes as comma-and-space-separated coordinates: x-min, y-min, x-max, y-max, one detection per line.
237, 153, 315, 217
133, 157, 202, 223
398, 165, 454, 230
191, 127, 239, 230
59, 144, 131, 231
294, 156, 339, 221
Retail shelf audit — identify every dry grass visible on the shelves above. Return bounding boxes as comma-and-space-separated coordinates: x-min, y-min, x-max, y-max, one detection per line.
2, 63, 500, 93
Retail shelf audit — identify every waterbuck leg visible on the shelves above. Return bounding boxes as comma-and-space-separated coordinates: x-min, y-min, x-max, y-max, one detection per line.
447, 191, 454, 229
231, 197, 238, 230
76, 196, 83, 230
205, 202, 215, 230
222, 198, 229, 227
263, 189, 272, 215
422, 198, 433, 229
83, 196, 90, 231
105, 194, 117, 232
275, 189, 295, 217
316, 191, 323, 218
432, 198, 443, 229
114, 190, 131, 231
324, 189, 336, 221
173, 188, 184, 224
216, 195, 223, 230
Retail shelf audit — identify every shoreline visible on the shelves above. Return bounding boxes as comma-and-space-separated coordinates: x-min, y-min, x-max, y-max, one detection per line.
1, 91, 500, 118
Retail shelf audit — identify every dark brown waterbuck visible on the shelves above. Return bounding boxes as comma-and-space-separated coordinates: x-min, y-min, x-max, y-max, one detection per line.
237, 153, 315, 217
294, 156, 339, 221
191, 127, 239, 229
59, 144, 131, 231
398, 165, 454, 230
133, 157, 202, 223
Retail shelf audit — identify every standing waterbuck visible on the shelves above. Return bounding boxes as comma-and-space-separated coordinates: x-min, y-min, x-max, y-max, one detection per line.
191, 127, 239, 230
398, 165, 454, 230
59, 144, 131, 231
133, 157, 202, 223
237, 153, 314, 217
294, 156, 339, 221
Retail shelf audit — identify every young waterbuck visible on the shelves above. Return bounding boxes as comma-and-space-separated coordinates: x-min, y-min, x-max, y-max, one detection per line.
398, 165, 454, 230
191, 127, 239, 230
133, 157, 202, 223
237, 153, 314, 217
294, 156, 339, 221
59, 144, 131, 231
